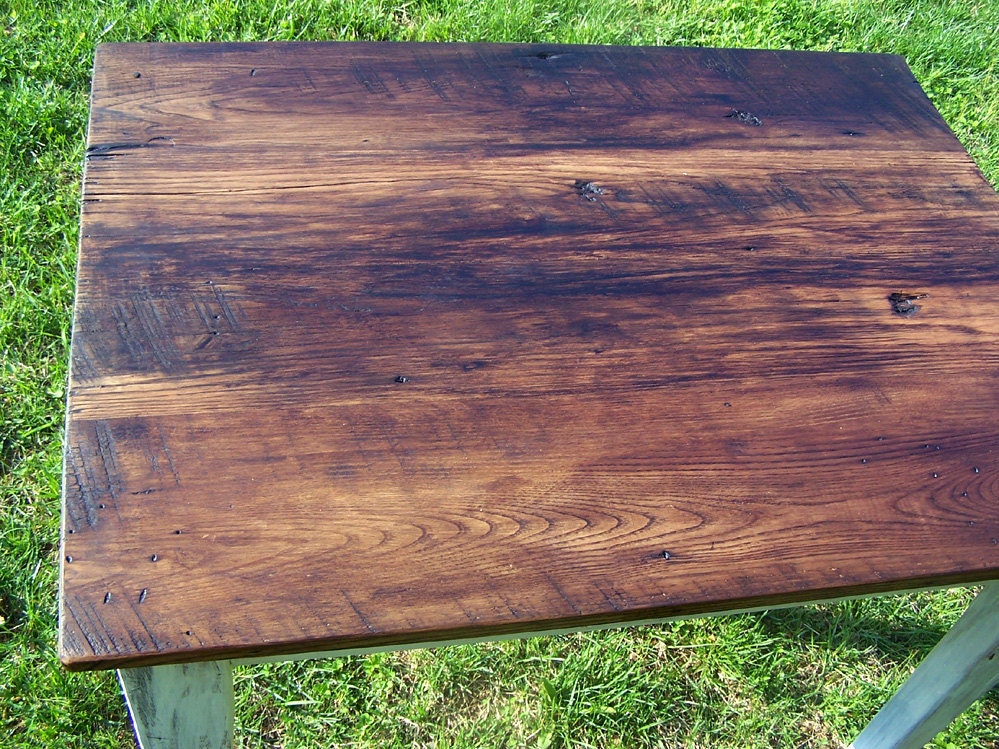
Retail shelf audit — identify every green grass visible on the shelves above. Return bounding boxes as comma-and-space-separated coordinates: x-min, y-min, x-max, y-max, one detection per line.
2, 0, 998, 746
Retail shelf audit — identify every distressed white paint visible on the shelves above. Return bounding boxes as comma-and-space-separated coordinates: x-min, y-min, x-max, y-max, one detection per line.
850, 582, 999, 749
118, 660, 234, 749
110, 583, 998, 748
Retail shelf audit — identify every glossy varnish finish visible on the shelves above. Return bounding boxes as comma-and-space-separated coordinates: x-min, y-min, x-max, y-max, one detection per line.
61, 42, 999, 670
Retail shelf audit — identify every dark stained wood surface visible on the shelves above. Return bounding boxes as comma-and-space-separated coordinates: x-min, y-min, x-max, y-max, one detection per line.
60, 42, 999, 670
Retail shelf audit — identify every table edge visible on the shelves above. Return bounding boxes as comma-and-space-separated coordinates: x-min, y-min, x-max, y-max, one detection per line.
61, 573, 999, 672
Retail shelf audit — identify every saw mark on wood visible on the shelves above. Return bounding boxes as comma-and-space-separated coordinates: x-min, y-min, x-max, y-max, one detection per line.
351, 61, 392, 96
124, 595, 167, 653
110, 294, 179, 371
413, 50, 452, 103
94, 421, 124, 502
597, 48, 650, 107
65, 421, 124, 528
544, 572, 583, 615
65, 445, 100, 529
130, 290, 177, 369
64, 598, 116, 657
211, 283, 239, 329
342, 591, 377, 633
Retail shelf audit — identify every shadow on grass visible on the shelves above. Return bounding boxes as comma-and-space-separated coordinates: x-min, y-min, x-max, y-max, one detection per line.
758, 594, 957, 663
754, 592, 999, 733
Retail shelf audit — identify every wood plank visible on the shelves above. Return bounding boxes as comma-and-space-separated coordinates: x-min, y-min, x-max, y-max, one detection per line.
61, 42, 999, 670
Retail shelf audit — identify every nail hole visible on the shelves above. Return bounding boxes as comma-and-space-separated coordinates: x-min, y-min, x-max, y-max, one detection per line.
660, 550, 672, 560
150, 554, 158, 562
65, 555, 73, 563
726, 109, 762, 126
103, 592, 112, 604
174, 529, 182, 535
133, 72, 141, 78
139, 589, 148, 603
575, 180, 604, 201
889, 292, 926, 317
394, 375, 410, 384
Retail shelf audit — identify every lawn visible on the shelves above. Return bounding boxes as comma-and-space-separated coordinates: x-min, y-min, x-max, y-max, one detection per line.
2, 0, 998, 746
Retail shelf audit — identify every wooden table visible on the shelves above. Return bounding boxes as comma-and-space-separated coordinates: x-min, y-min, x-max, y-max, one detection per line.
60, 42, 999, 748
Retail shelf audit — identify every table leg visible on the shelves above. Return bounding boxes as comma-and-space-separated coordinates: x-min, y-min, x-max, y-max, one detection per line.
850, 582, 999, 749
118, 660, 234, 749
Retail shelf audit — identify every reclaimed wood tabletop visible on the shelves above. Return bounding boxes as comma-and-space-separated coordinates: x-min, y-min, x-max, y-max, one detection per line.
60, 41, 999, 671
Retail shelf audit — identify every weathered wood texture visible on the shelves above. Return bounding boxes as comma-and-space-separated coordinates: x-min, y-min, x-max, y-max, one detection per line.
61, 42, 999, 670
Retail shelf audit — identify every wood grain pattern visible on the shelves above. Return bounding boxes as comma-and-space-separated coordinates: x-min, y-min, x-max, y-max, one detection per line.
60, 42, 999, 670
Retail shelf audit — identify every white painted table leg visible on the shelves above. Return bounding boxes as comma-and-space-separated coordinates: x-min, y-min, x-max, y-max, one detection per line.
118, 660, 234, 749
850, 583, 999, 749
